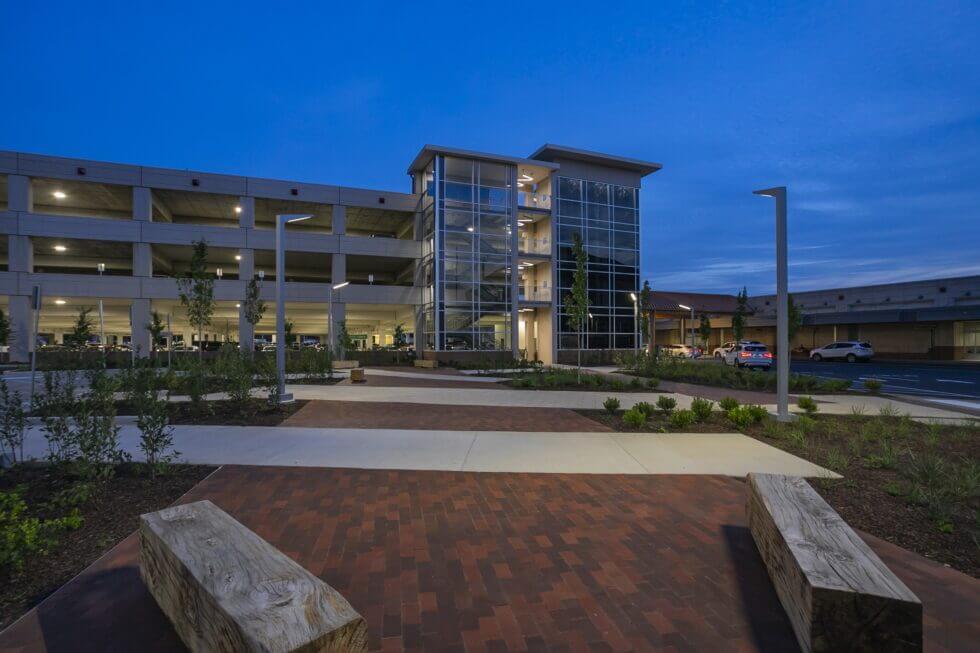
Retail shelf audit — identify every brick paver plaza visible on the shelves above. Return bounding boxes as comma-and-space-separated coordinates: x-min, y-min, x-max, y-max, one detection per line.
1, 466, 976, 652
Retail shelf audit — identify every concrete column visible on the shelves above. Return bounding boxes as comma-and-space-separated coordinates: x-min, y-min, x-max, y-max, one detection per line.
331, 205, 346, 235
332, 302, 347, 356
133, 187, 152, 221
8, 235, 33, 273
238, 196, 255, 229
331, 253, 346, 286
8, 175, 33, 212
8, 295, 33, 363
133, 242, 152, 277
130, 299, 152, 357
237, 248, 256, 354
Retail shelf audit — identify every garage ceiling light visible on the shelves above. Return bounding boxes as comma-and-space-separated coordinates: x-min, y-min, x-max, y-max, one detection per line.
54, 245, 67, 252
55, 299, 66, 305
52, 191, 67, 199
235, 206, 242, 214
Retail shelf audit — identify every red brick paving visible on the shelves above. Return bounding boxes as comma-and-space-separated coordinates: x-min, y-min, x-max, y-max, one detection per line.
1, 467, 976, 652
282, 400, 611, 432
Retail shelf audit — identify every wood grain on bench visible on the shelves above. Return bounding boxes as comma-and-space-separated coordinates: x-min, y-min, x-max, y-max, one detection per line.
747, 473, 922, 653
140, 500, 367, 652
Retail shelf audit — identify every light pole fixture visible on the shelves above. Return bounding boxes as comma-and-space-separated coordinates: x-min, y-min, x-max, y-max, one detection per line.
678, 303, 695, 351
216, 267, 223, 279
97, 263, 106, 353
754, 186, 791, 422
630, 292, 639, 356
329, 280, 350, 356
275, 214, 313, 403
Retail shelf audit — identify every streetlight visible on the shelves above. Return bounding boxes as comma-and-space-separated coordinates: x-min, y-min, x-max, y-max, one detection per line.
97, 263, 106, 353
329, 281, 349, 356
630, 292, 639, 356
275, 214, 313, 403
678, 303, 695, 351
754, 186, 791, 422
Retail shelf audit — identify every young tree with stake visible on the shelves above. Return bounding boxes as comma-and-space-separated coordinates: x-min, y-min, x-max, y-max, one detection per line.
176, 240, 215, 360
564, 233, 590, 383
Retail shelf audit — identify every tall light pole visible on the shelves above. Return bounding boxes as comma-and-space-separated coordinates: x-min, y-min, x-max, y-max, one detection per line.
678, 303, 695, 351
629, 292, 639, 357
275, 214, 312, 403
754, 186, 791, 422
328, 281, 349, 355
97, 263, 106, 353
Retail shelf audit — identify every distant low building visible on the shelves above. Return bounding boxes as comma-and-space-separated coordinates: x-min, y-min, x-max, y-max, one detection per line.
646, 275, 980, 360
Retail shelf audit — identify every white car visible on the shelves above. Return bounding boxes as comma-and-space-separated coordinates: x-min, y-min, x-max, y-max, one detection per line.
661, 343, 702, 358
712, 340, 762, 359
810, 341, 874, 363
724, 343, 773, 369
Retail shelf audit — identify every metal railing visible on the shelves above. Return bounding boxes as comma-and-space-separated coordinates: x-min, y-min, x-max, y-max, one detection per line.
518, 236, 551, 255
519, 286, 552, 302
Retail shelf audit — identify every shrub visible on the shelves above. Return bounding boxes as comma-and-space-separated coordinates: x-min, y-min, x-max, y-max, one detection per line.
603, 397, 621, 414
864, 378, 883, 394
726, 406, 755, 429
719, 396, 739, 412
690, 397, 714, 422
824, 448, 850, 472
182, 358, 211, 414
668, 409, 695, 429
0, 379, 27, 465
630, 376, 642, 389
257, 355, 283, 404
1, 487, 82, 574
74, 370, 128, 483
609, 380, 626, 392
622, 407, 647, 428
646, 377, 660, 389
215, 345, 254, 409
797, 396, 818, 416
656, 395, 677, 416
134, 369, 179, 478
34, 371, 80, 463
298, 347, 333, 382
633, 401, 655, 418
747, 404, 769, 423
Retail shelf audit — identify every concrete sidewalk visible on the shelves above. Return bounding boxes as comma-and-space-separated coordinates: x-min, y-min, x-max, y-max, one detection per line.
19, 424, 836, 477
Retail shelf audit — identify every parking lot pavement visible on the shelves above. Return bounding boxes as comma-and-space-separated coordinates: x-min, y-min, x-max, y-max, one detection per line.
791, 360, 980, 400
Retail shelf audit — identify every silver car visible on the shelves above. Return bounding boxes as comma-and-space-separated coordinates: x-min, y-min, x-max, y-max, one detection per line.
724, 343, 773, 369
810, 341, 874, 363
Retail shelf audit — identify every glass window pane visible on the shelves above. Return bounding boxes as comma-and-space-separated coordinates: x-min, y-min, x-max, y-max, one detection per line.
586, 181, 609, 204
613, 231, 636, 250
613, 207, 636, 224
444, 231, 474, 252
479, 186, 509, 210
479, 162, 509, 188
613, 186, 636, 208
558, 177, 582, 200
587, 203, 609, 222
444, 157, 473, 184
480, 212, 509, 234
444, 181, 473, 204
557, 200, 582, 218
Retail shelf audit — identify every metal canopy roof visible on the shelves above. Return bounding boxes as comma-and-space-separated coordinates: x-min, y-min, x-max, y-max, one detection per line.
528, 144, 663, 176
407, 145, 560, 174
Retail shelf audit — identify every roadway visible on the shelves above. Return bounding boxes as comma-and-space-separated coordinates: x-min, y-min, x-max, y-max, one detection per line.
789, 359, 980, 400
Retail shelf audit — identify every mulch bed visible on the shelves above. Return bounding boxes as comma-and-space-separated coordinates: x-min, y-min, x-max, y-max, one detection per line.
0, 464, 216, 630
164, 399, 309, 426
578, 408, 979, 577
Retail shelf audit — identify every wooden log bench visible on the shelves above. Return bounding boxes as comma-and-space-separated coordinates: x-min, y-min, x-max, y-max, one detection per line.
747, 473, 922, 652
140, 500, 367, 652
413, 359, 438, 368
349, 368, 365, 383
333, 360, 360, 370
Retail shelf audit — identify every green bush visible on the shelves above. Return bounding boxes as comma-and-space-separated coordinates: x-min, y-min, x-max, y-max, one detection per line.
690, 397, 714, 422
864, 378, 883, 394
609, 380, 626, 392
0, 379, 27, 465
646, 377, 660, 389
668, 409, 695, 429
747, 404, 769, 423
633, 401, 655, 418
1, 487, 82, 574
725, 406, 754, 429
656, 395, 677, 416
630, 376, 642, 389
719, 396, 740, 412
797, 396, 818, 415
215, 345, 254, 409
603, 397, 621, 414
622, 407, 647, 428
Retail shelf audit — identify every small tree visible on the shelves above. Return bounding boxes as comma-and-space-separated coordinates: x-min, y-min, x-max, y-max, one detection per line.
336, 320, 354, 360
732, 286, 748, 343
564, 233, 590, 382
639, 280, 653, 353
241, 277, 266, 355
147, 310, 166, 355
698, 313, 712, 352
283, 318, 295, 349
0, 378, 26, 464
63, 307, 95, 349
393, 323, 406, 347
176, 240, 215, 360
0, 309, 10, 350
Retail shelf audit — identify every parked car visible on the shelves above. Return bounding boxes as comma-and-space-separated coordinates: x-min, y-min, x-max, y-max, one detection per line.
661, 343, 702, 359
171, 344, 199, 353
724, 343, 773, 369
712, 340, 762, 359
810, 341, 874, 363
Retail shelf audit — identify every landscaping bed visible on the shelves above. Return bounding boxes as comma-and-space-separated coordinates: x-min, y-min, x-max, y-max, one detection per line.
578, 401, 979, 577
0, 463, 215, 630
502, 369, 665, 392
162, 399, 309, 426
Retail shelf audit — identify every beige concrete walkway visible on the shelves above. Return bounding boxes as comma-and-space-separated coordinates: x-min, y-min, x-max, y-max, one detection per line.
19, 424, 836, 478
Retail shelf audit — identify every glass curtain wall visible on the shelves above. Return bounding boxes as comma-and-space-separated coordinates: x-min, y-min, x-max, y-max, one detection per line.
416, 160, 437, 351
555, 176, 639, 350
432, 155, 515, 351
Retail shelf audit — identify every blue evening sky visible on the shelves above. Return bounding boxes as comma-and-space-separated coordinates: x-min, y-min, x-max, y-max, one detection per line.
3, 1, 978, 295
